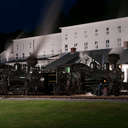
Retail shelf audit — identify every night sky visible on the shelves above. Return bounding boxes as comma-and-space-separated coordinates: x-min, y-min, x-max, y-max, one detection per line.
0, 0, 128, 33
0, 0, 77, 33
0, 0, 128, 52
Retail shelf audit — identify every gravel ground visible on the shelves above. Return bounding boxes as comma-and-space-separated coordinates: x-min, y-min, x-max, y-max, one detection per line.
1, 96, 128, 102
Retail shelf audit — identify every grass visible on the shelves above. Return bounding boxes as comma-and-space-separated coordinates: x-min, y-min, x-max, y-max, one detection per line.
0, 100, 127, 128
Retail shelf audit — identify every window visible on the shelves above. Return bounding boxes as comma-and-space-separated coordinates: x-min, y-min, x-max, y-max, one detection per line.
106, 40, 110, 48
16, 53, 18, 60
74, 32, 77, 38
74, 43, 77, 47
23, 43, 24, 50
95, 41, 98, 48
33, 40, 35, 49
117, 38, 121, 46
84, 42, 88, 50
22, 53, 25, 59
29, 42, 31, 48
95, 29, 98, 36
106, 27, 109, 35
65, 34, 68, 41
51, 49, 54, 55
16, 44, 18, 50
11, 45, 13, 54
43, 51, 46, 56
84, 31, 88, 38
65, 44, 68, 52
117, 26, 121, 33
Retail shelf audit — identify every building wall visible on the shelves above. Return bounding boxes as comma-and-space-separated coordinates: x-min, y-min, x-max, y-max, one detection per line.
61, 17, 128, 53
13, 33, 61, 60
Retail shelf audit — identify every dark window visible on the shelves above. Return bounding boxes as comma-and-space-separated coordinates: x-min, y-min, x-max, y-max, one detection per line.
17, 44, 18, 50
84, 42, 88, 50
74, 43, 77, 47
117, 26, 121, 33
16, 53, 18, 59
95, 29, 98, 36
106, 27, 109, 35
106, 40, 110, 48
65, 44, 68, 51
22, 53, 25, 58
95, 41, 98, 48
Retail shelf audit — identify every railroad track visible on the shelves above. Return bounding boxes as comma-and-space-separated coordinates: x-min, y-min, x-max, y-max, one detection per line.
1, 95, 128, 101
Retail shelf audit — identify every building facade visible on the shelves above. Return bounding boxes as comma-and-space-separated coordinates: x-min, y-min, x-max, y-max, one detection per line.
61, 17, 128, 53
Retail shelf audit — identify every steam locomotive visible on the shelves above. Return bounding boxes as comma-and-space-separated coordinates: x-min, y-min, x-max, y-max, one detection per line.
0, 53, 125, 96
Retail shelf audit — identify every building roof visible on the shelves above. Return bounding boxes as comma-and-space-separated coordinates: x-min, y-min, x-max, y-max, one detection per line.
45, 52, 80, 70
60, 17, 128, 30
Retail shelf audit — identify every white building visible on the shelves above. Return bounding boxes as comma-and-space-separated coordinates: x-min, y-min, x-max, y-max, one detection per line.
60, 17, 128, 53
1, 33, 62, 67
13, 33, 61, 59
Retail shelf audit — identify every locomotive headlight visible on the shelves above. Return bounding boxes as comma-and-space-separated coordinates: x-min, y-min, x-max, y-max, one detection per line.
40, 77, 44, 82
119, 64, 122, 69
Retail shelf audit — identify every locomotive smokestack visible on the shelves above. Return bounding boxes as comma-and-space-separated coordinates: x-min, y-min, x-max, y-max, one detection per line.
71, 47, 76, 54
108, 47, 123, 69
